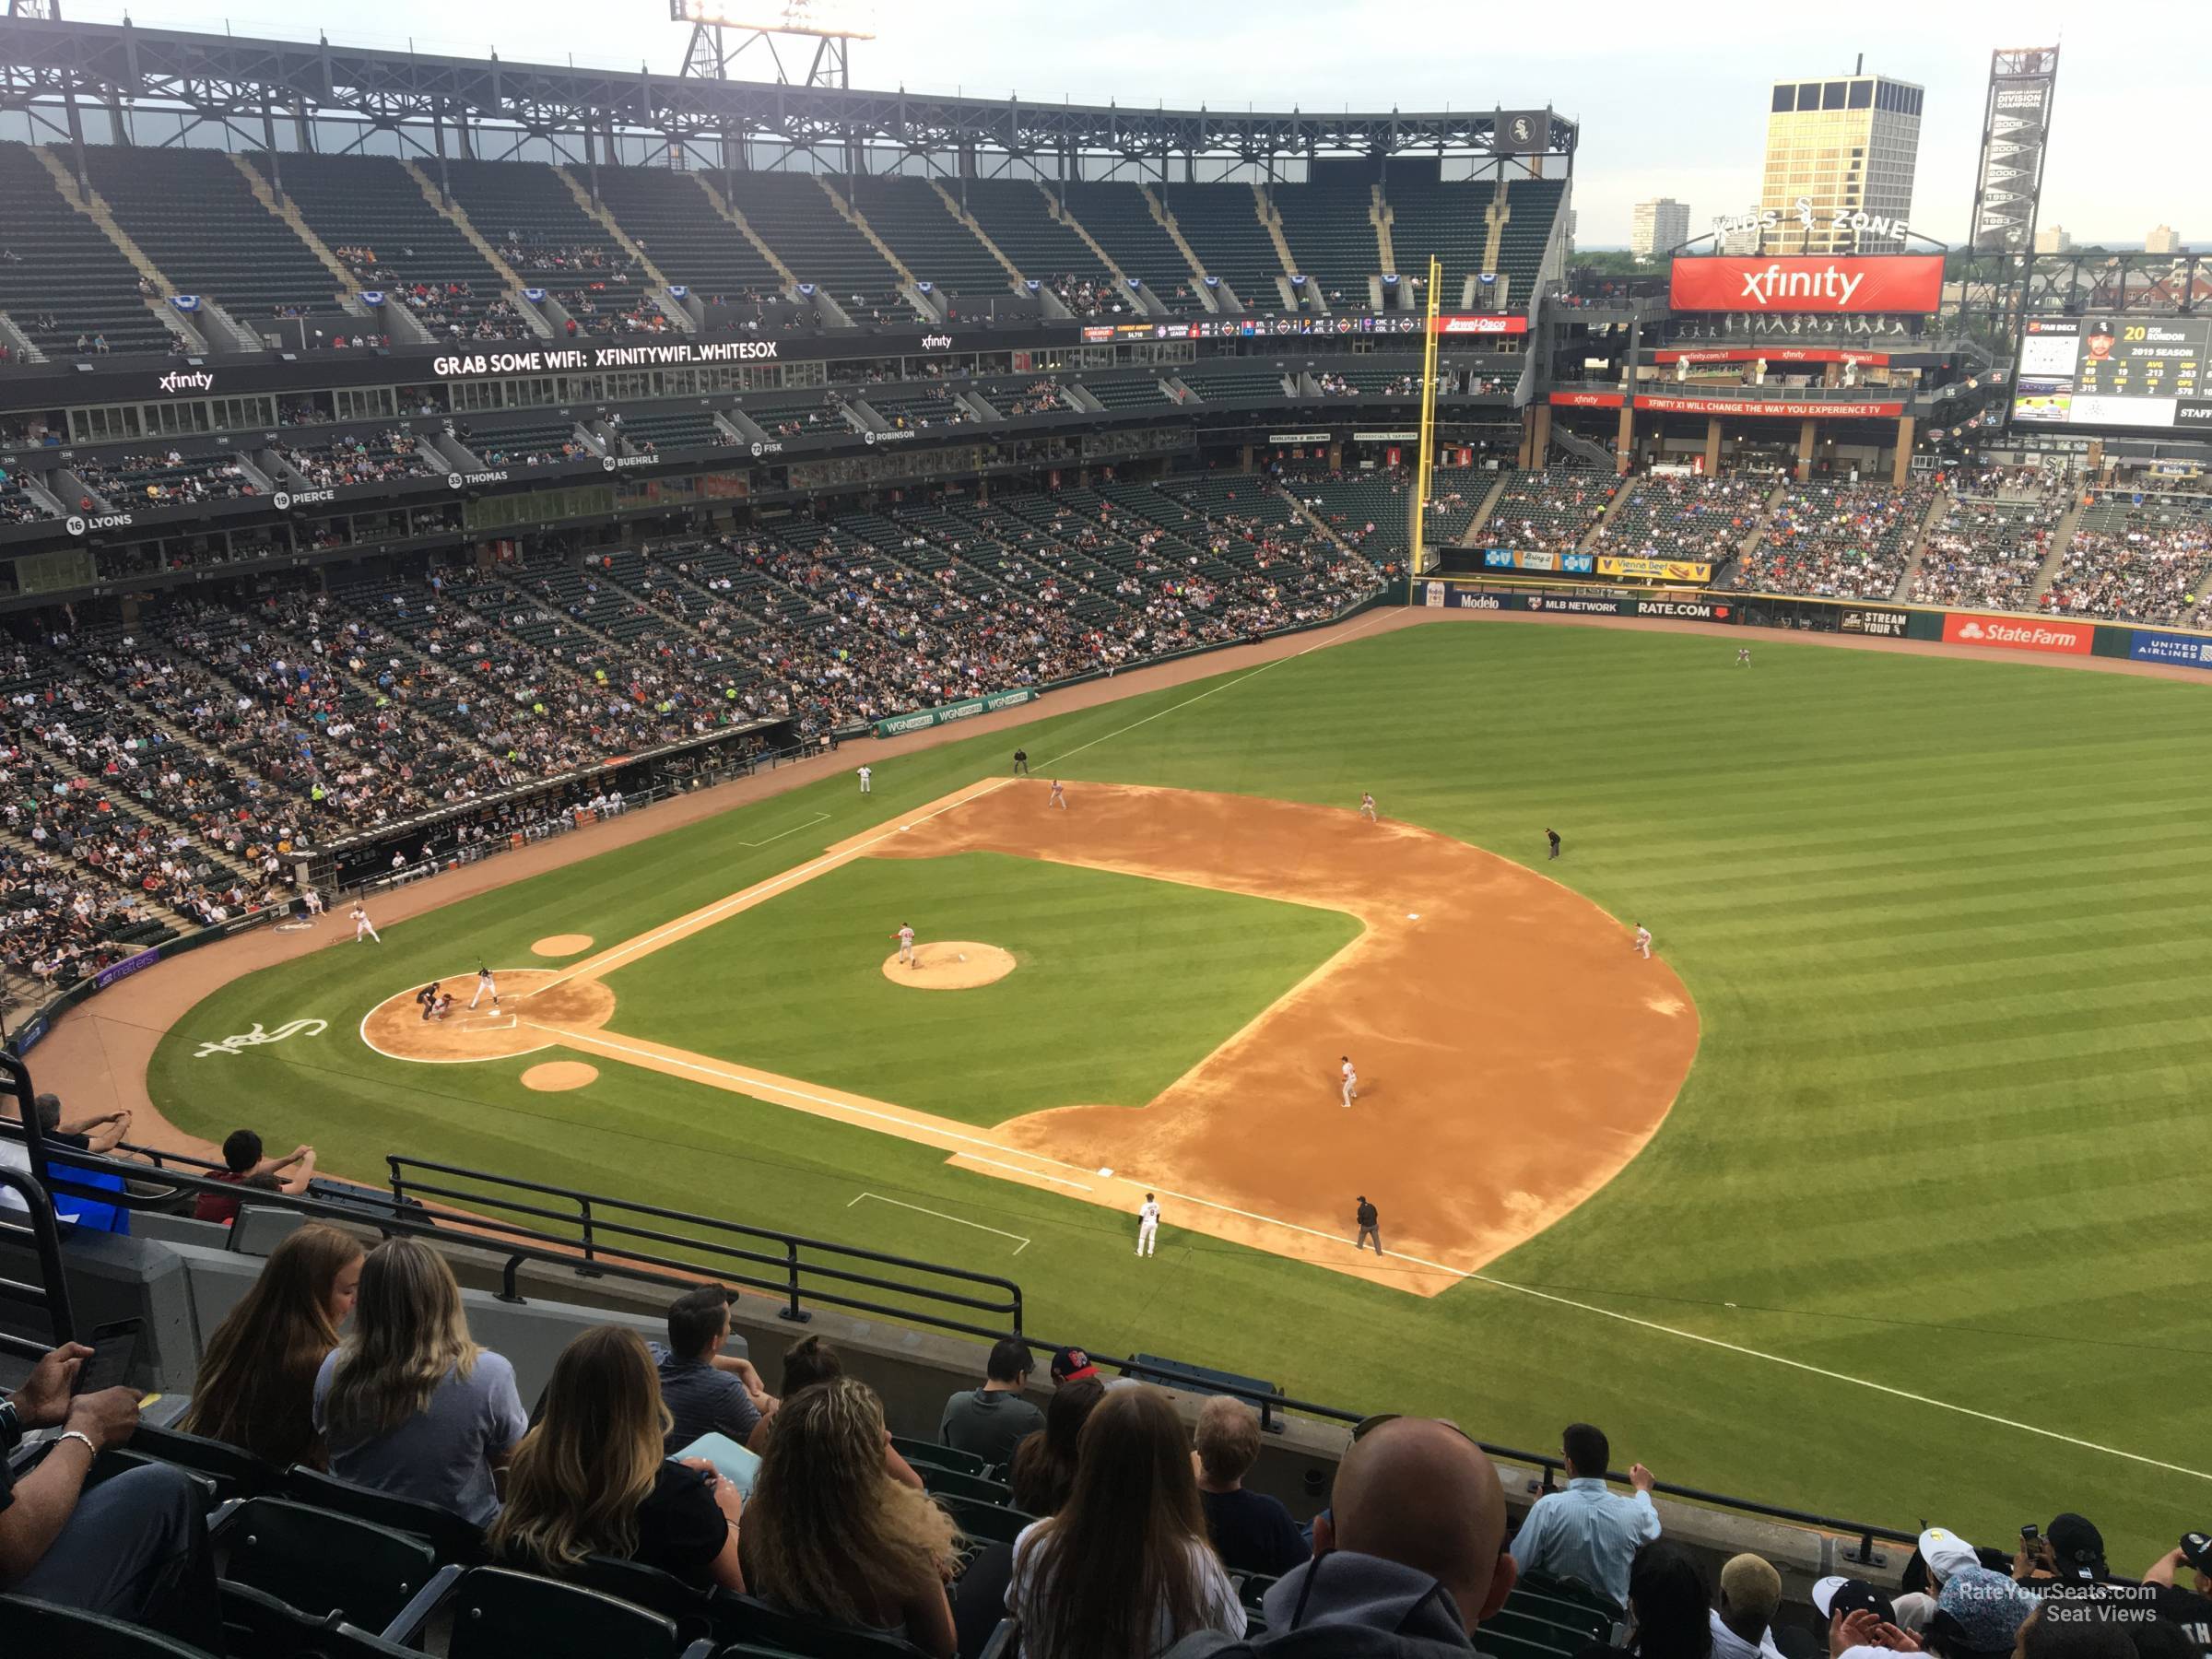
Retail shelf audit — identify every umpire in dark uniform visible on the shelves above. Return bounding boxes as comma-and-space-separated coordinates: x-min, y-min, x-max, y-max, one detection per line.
1354, 1195, 1382, 1254
1546, 828, 1561, 860
1013, 747, 1030, 776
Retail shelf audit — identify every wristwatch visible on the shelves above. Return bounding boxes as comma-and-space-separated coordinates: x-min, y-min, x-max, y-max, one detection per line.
0, 1397, 19, 1452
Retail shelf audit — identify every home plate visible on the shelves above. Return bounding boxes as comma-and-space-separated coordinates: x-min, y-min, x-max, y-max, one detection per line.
1406, 912, 1419, 920
459, 1015, 517, 1032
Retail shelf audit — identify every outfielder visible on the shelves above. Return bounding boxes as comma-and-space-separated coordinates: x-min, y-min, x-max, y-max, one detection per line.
1340, 1053, 1358, 1108
858, 764, 873, 794
1735, 647, 1752, 666
1632, 924, 1653, 959
469, 965, 500, 1010
1359, 792, 1377, 823
1048, 780, 1067, 810
1135, 1193, 1160, 1258
352, 903, 382, 944
893, 923, 916, 967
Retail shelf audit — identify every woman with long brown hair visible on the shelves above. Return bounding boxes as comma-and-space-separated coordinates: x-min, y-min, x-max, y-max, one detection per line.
312, 1236, 526, 1525
180, 1221, 363, 1468
1009, 1375, 1104, 1519
488, 1326, 744, 1591
739, 1375, 959, 1658
1006, 1385, 1243, 1659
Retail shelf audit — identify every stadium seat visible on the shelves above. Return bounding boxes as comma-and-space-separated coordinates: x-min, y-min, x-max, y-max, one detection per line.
215, 1579, 431, 1659
0, 1594, 214, 1659
127, 1421, 282, 1500
915, 1465, 1018, 1506
395, 1565, 704, 1659
280, 1465, 488, 1564
214, 1496, 449, 1633
890, 1434, 986, 1476
935, 1494, 1037, 1548
1515, 1568, 1625, 1620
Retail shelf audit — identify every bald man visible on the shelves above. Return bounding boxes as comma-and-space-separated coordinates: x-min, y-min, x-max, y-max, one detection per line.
1167, 1416, 1516, 1655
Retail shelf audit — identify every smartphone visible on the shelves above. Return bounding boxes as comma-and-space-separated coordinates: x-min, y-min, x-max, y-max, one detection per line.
73, 1318, 144, 1394
2021, 1524, 2041, 1546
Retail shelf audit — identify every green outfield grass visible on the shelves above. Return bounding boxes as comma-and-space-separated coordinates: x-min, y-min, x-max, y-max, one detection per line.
147, 619, 2212, 1563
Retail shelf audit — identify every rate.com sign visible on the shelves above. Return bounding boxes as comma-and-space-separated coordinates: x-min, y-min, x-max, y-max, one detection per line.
1668, 254, 1945, 314
1940, 614, 2094, 656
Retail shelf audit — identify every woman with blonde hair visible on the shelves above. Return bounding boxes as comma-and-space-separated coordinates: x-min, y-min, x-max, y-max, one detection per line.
312, 1236, 526, 1525
489, 1326, 744, 1591
1007, 1385, 1243, 1659
180, 1221, 363, 1469
740, 1375, 959, 1658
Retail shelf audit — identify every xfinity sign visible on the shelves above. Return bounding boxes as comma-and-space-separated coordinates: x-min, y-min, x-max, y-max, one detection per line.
1669, 254, 1944, 314
157, 370, 215, 394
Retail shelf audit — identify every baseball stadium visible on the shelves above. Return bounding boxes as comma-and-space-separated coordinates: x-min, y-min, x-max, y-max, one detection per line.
0, 11, 2206, 1659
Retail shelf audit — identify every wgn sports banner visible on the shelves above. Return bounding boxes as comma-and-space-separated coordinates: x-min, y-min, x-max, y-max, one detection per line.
1482, 549, 1594, 575
876, 687, 1037, 738
1595, 556, 1714, 583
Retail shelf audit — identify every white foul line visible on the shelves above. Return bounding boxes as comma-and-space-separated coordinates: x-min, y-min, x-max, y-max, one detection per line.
739, 810, 831, 847
1137, 1180, 2212, 1483
849, 1192, 1030, 1253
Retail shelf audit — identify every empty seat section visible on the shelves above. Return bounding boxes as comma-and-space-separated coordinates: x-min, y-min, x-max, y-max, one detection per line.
1383, 174, 1494, 300
615, 410, 734, 452
1495, 177, 1568, 295
1062, 183, 1202, 310
1271, 179, 1381, 303
80, 145, 336, 321
840, 176, 1010, 304
1161, 182, 1283, 309
592, 164, 787, 324
458, 416, 585, 465
250, 151, 528, 342
959, 179, 1111, 298
0, 142, 171, 356
438, 158, 657, 332
1077, 373, 1173, 409
722, 173, 905, 318
1178, 367, 1290, 402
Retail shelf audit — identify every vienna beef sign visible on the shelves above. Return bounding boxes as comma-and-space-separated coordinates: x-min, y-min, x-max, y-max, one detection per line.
1669, 254, 1944, 314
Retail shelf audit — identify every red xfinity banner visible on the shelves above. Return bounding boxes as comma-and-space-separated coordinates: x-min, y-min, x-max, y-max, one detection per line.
1939, 614, 2095, 656
1548, 390, 1625, 408
1669, 254, 1945, 314
1432, 313, 1528, 335
1631, 394, 1904, 418
1652, 347, 1891, 367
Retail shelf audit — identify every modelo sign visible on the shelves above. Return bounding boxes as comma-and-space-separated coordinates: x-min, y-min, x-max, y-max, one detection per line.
1939, 614, 2093, 656
1668, 254, 1944, 314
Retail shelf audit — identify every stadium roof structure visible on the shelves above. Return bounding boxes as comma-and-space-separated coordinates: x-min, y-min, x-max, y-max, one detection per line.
0, 16, 1575, 174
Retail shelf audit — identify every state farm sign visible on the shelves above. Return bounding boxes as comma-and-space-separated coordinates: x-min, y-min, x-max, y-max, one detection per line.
1668, 255, 1944, 314
1939, 614, 2094, 656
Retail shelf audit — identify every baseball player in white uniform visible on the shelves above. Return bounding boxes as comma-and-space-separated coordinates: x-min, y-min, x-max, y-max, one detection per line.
1048, 779, 1067, 810
1359, 792, 1377, 823
893, 923, 916, 967
1633, 924, 1653, 959
469, 965, 500, 1010
300, 887, 325, 919
1340, 1054, 1358, 1108
351, 903, 382, 944
858, 764, 872, 794
1135, 1193, 1160, 1257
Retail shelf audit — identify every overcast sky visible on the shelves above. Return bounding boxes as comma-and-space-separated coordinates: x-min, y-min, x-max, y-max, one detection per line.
48, 0, 2212, 247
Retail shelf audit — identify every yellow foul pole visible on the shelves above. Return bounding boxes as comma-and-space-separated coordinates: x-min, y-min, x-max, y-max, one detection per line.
1407, 253, 1442, 604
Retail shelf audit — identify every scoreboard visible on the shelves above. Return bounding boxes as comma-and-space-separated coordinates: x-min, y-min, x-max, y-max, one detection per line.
2012, 316, 2212, 431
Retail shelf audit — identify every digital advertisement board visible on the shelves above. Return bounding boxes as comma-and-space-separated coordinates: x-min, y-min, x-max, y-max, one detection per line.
2012, 316, 2212, 431
1667, 255, 1945, 314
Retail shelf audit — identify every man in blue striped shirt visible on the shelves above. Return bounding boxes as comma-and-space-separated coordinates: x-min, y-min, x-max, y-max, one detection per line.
1507, 1422, 1661, 1608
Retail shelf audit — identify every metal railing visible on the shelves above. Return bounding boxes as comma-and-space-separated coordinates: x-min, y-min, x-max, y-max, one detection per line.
0, 1053, 76, 1353
9, 1121, 1913, 1565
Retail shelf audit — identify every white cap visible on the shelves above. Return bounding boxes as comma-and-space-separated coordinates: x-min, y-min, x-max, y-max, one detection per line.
1918, 1526, 1980, 1580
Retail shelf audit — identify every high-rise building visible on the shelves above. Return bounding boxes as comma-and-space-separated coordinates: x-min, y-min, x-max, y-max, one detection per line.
2145, 224, 2183, 253
1760, 72, 1923, 254
1630, 197, 1691, 259
2034, 224, 2072, 254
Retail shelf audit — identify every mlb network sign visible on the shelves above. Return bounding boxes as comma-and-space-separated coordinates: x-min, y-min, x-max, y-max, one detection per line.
1940, 614, 2093, 656
1668, 254, 1944, 314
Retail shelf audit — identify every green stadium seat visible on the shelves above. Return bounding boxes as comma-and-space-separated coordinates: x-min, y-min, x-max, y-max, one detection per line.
890, 1435, 987, 1477
214, 1496, 446, 1633
0, 1594, 215, 1659
935, 1494, 1037, 1548
398, 1565, 699, 1659
279, 1465, 488, 1564
916, 1465, 1018, 1506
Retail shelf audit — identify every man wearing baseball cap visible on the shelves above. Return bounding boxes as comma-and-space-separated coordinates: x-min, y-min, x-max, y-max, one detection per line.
1930, 1566, 2040, 1659
1918, 1526, 1983, 1588
1051, 1347, 1138, 1393
2144, 1533, 2212, 1659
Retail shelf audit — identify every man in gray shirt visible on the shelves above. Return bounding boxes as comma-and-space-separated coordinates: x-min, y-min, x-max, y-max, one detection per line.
648, 1285, 777, 1453
938, 1337, 1042, 1470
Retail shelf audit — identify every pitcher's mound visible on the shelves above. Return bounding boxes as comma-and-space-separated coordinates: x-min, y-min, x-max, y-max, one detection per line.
533, 934, 594, 958
881, 942, 1017, 990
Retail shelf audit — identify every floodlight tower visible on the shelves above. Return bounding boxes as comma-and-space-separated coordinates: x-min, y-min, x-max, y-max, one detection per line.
671, 0, 872, 88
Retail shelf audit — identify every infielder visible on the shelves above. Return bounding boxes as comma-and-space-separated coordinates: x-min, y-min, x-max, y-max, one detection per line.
1135, 1193, 1160, 1258
893, 923, 916, 968
1048, 779, 1067, 810
469, 965, 500, 1010
1340, 1053, 1358, 1108
352, 903, 382, 944
858, 764, 872, 794
1359, 792, 1377, 823
1632, 924, 1653, 959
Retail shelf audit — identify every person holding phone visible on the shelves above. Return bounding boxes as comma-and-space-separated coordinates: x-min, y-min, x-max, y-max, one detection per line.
0, 1340, 221, 1644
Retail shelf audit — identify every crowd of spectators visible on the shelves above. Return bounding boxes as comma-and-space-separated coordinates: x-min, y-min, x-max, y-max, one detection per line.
274, 429, 442, 488
1911, 466, 2077, 612
2044, 493, 2212, 624
1049, 273, 1134, 318
1489, 467, 1618, 553
1593, 472, 1773, 563
72, 452, 264, 509
1728, 479, 1936, 599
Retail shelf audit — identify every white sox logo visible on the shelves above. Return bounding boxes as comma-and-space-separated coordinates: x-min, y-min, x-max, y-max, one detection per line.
193, 1018, 327, 1059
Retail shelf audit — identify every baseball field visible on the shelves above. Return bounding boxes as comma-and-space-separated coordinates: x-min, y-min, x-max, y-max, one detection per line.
135, 615, 2211, 1562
